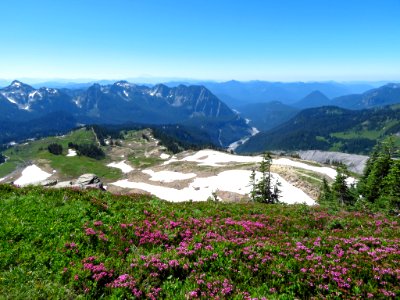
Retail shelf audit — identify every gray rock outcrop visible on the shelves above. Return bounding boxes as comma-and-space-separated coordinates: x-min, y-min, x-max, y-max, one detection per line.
42, 173, 104, 190
297, 150, 369, 174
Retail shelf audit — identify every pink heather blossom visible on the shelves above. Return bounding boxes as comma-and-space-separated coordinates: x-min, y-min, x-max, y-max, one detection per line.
188, 290, 198, 298
94, 220, 103, 226
85, 228, 96, 235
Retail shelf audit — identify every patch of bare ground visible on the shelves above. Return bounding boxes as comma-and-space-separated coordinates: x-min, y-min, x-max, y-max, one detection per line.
271, 165, 323, 200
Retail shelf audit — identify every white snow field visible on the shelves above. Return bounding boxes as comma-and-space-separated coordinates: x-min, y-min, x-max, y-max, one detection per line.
159, 153, 170, 159
66, 149, 77, 157
142, 169, 196, 183
111, 169, 315, 205
165, 150, 352, 181
107, 161, 134, 173
164, 149, 262, 167
14, 165, 52, 186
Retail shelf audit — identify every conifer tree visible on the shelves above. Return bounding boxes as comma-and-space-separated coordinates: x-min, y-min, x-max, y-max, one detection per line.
380, 160, 400, 211
358, 137, 395, 203
318, 177, 335, 206
249, 153, 280, 204
331, 165, 355, 206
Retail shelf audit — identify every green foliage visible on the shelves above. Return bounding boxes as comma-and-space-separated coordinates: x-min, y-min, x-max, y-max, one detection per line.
68, 143, 105, 160
89, 125, 124, 146
238, 105, 400, 154
47, 143, 63, 155
0, 185, 399, 299
0, 153, 6, 164
249, 152, 280, 203
358, 137, 400, 211
318, 177, 335, 206
331, 165, 356, 207
318, 166, 356, 209
319, 138, 400, 212
0, 128, 118, 179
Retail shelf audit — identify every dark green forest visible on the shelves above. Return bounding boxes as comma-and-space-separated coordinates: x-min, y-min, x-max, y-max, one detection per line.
319, 138, 400, 213
238, 105, 400, 154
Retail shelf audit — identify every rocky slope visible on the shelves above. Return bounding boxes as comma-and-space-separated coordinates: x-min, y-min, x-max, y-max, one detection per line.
0, 81, 252, 147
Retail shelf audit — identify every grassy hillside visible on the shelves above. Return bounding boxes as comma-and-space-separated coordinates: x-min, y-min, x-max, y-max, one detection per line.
0, 127, 122, 179
238, 105, 400, 154
1, 185, 399, 299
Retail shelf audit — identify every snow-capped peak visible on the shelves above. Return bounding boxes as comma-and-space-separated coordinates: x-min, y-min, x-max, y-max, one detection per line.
115, 81, 133, 89
11, 80, 23, 88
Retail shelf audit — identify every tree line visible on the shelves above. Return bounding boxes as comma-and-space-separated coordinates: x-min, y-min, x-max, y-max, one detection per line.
319, 137, 400, 213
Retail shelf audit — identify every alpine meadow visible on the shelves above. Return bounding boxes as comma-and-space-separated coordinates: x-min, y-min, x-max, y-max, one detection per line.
1, 0, 400, 299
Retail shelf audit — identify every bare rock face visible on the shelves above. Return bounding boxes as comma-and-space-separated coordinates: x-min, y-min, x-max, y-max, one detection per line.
297, 150, 368, 174
47, 174, 104, 190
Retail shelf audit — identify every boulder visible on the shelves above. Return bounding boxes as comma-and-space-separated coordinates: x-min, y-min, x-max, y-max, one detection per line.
54, 181, 74, 188
73, 174, 104, 190
39, 179, 58, 187
74, 173, 100, 185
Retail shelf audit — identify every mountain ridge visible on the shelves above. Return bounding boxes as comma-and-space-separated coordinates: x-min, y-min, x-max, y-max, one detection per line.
237, 104, 400, 154
0, 80, 252, 147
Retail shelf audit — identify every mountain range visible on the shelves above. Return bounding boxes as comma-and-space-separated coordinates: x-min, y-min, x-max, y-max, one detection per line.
1, 79, 400, 155
0, 80, 252, 147
198, 80, 376, 107
237, 105, 400, 154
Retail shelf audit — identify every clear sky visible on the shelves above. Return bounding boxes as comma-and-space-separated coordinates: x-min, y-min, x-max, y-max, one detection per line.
1, 0, 399, 82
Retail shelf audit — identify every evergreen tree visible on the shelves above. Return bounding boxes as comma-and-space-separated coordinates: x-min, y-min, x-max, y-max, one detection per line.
0, 153, 6, 164
358, 137, 395, 203
380, 160, 400, 211
249, 153, 280, 204
331, 165, 355, 206
318, 177, 335, 206
47, 143, 63, 155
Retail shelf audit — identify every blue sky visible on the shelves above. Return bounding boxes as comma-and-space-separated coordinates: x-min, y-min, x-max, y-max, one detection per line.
1, 0, 399, 82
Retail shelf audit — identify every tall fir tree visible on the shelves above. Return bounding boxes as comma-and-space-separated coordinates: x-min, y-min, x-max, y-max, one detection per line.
358, 137, 396, 203
331, 165, 355, 207
249, 153, 280, 204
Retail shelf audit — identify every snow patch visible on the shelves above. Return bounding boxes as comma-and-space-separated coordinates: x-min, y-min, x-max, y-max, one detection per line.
5, 96, 17, 104
251, 127, 259, 135
66, 149, 77, 157
29, 90, 41, 98
143, 169, 196, 183
165, 149, 262, 167
160, 153, 170, 159
14, 165, 52, 186
111, 169, 315, 205
107, 161, 134, 173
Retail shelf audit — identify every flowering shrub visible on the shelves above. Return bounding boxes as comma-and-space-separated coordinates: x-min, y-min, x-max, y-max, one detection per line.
0, 186, 399, 298
67, 206, 400, 298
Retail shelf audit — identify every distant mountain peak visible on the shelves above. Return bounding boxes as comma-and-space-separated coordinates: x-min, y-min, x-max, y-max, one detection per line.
11, 80, 23, 87
293, 90, 330, 109
114, 80, 133, 88
384, 83, 400, 89
308, 90, 327, 96
8, 80, 34, 90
